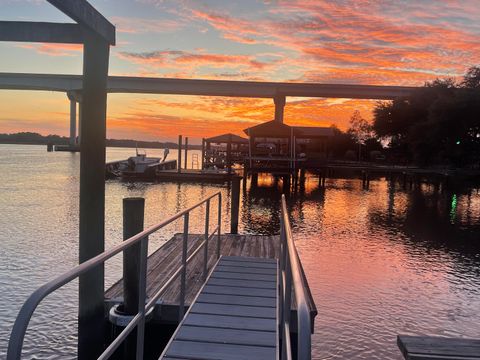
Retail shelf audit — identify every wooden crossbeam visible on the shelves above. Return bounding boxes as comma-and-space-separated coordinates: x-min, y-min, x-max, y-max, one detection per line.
0, 21, 84, 44
46, 0, 115, 45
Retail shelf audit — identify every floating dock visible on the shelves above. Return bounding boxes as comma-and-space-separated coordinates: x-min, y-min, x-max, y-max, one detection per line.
105, 233, 317, 327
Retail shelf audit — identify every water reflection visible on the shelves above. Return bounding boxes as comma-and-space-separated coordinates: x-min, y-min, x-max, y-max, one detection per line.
1, 145, 480, 359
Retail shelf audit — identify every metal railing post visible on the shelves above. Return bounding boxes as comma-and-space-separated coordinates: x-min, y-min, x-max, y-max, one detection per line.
179, 213, 189, 321
217, 193, 222, 258
136, 236, 148, 360
282, 252, 292, 360
203, 199, 210, 281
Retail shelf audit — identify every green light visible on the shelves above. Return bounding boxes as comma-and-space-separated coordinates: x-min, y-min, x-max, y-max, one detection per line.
450, 194, 457, 223
456, 140, 461, 145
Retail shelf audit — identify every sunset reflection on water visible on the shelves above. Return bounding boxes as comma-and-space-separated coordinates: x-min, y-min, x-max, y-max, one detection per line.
0, 145, 479, 359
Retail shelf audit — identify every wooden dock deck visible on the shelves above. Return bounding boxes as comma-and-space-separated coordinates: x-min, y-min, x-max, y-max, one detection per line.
398, 335, 480, 360
160, 256, 278, 360
155, 169, 239, 183
105, 234, 317, 328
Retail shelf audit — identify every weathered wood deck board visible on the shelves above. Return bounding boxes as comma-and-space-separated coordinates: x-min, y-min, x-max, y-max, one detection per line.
159, 256, 278, 360
397, 335, 480, 360
105, 233, 317, 326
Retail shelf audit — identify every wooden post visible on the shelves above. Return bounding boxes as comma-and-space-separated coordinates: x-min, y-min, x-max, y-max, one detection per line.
184, 137, 188, 170
69, 96, 76, 146
122, 197, 144, 358
201, 138, 205, 170
122, 198, 145, 314
251, 172, 258, 187
177, 135, 182, 173
226, 140, 232, 174
78, 31, 110, 360
230, 176, 241, 234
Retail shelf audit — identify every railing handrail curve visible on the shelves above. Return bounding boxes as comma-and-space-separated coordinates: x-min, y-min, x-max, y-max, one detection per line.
7, 191, 222, 360
280, 194, 311, 360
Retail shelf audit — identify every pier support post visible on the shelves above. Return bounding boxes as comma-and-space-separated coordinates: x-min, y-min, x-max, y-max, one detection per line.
230, 176, 241, 234
123, 198, 145, 314
177, 135, 182, 173
121, 197, 145, 358
201, 138, 205, 170
274, 95, 286, 123
251, 173, 258, 187
67, 93, 77, 146
78, 32, 110, 360
184, 137, 188, 170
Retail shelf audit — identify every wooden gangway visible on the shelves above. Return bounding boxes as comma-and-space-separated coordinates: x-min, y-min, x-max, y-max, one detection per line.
160, 256, 278, 360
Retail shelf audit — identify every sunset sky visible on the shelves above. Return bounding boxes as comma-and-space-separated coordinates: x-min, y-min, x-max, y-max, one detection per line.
1, 0, 479, 143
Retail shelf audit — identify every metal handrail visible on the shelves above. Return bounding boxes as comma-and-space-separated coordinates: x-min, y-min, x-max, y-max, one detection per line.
279, 194, 311, 360
7, 192, 222, 360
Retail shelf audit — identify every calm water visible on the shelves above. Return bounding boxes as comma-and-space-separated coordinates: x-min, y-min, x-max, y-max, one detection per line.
1, 144, 480, 359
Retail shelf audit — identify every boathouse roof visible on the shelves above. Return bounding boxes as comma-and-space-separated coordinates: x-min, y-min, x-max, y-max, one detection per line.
243, 120, 291, 137
243, 120, 334, 138
205, 133, 248, 143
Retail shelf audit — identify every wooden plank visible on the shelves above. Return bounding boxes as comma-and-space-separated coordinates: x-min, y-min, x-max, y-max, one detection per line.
216, 264, 277, 275
190, 302, 277, 319
202, 284, 277, 298
211, 271, 276, 282
0, 22, 84, 44
165, 340, 276, 360
46, 0, 116, 45
183, 313, 276, 332
398, 335, 480, 359
176, 325, 276, 347
207, 278, 277, 289
218, 259, 277, 269
222, 255, 277, 263
197, 293, 276, 307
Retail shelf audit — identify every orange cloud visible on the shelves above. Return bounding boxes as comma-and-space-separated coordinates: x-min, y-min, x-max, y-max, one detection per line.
16, 43, 82, 57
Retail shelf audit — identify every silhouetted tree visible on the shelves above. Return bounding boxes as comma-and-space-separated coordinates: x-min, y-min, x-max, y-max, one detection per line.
348, 110, 375, 160
372, 66, 480, 167
461, 65, 480, 89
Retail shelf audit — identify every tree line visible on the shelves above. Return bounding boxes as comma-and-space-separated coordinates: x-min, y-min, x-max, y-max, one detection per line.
330, 66, 480, 168
0, 132, 202, 150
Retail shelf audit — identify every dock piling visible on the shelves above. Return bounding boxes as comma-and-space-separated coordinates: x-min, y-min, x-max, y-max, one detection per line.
230, 177, 241, 234
122, 197, 145, 314
122, 197, 145, 358
184, 137, 188, 170
177, 135, 182, 173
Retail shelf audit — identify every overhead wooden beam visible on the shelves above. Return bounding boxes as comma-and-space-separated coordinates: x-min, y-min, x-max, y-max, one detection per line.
0, 22, 84, 44
46, 0, 115, 45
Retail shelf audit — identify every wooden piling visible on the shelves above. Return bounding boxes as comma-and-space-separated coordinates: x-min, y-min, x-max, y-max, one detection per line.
201, 138, 205, 170
230, 176, 241, 234
177, 135, 182, 173
184, 137, 188, 170
122, 197, 145, 358
122, 198, 145, 314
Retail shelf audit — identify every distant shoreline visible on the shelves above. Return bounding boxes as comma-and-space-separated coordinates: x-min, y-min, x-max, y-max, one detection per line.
0, 132, 202, 150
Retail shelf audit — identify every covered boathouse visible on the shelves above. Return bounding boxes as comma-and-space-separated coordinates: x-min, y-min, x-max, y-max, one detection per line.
243, 120, 334, 172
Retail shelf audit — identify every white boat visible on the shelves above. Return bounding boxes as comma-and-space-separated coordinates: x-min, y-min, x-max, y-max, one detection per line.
106, 147, 168, 179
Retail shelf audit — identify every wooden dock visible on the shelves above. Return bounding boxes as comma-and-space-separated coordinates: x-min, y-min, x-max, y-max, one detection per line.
105, 234, 317, 328
398, 335, 480, 360
160, 256, 278, 360
155, 169, 240, 183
